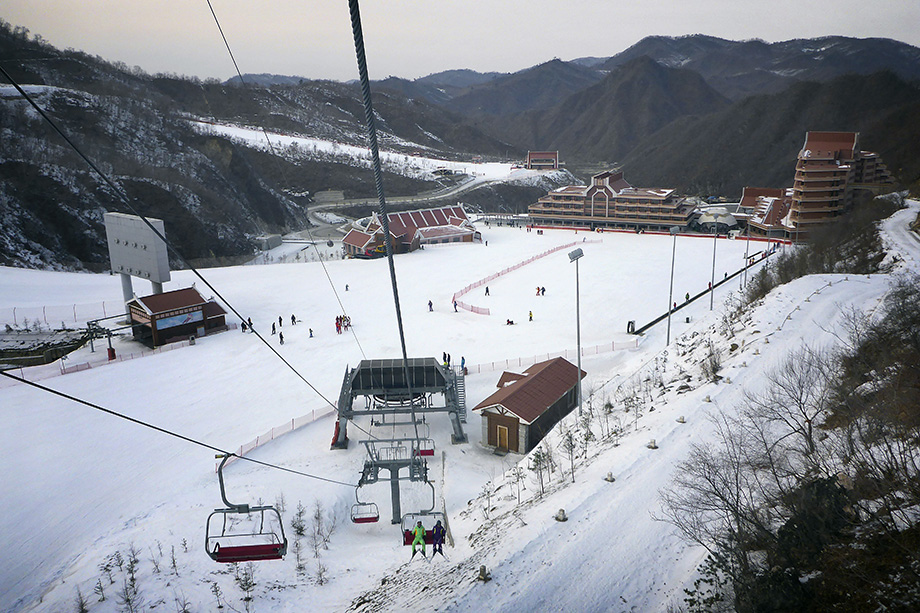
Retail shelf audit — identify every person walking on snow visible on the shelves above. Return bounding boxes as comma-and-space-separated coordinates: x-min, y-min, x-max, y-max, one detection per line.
279, 331, 284, 345
428, 300, 433, 312
529, 310, 533, 321
453, 300, 458, 312
485, 286, 489, 296
411, 521, 427, 558
271, 322, 276, 335
291, 314, 296, 325
432, 520, 446, 557
278, 316, 283, 328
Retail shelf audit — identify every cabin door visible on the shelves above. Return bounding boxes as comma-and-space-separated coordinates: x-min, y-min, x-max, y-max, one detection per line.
496, 425, 509, 451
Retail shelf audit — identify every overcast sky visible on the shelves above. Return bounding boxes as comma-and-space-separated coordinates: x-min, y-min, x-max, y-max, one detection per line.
3, 1, 919, 82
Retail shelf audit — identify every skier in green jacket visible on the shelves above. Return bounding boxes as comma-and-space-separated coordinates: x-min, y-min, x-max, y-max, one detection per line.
411, 520, 427, 558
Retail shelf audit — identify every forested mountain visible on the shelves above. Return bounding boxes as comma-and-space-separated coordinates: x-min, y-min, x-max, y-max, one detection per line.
442, 58, 605, 115
478, 56, 730, 164
3, 21, 920, 271
620, 70, 920, 195
0, 21, 514, 270
602, 34, 920, 100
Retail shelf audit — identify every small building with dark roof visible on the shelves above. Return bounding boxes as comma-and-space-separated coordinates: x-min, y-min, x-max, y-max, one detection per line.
525, 151, 560, 170
472, 357, 585, 454
127, 287, 227, 347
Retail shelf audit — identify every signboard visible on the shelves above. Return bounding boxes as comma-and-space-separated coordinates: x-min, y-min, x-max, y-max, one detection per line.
104, 212, 171, 284
156, 310, 203, 330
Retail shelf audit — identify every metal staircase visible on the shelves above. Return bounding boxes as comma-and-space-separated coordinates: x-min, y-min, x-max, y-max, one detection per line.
454, 367, 467, 423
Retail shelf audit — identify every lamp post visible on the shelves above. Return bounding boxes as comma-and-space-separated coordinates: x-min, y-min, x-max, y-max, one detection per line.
709, 227, 718, 310
742, 221, 751, 289
666, 226, 679, 345
568, 247, 584, 416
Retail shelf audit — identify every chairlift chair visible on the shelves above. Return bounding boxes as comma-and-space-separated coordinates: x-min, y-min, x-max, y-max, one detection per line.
415, 438, 435, 457
351, 485, 380, 524
205, 454, 288, 563
401, 511, 445, 545
399, 481, 444, 545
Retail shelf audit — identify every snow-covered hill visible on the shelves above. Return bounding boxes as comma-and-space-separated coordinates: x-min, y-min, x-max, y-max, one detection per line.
1, 202, 917, 612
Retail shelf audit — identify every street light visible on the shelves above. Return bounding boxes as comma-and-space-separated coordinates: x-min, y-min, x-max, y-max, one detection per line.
742, 221, 751, 289
568, 247, 584, 416
709, 227, 718, 310
666, 226, 679, 345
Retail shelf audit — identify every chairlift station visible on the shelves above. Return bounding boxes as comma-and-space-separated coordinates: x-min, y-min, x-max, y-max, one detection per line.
332, 357, 467, 524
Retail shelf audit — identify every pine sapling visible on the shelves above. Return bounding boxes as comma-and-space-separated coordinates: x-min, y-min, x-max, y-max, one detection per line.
113, 550, 125, 572
94, 578, 105, 602
74, 587, 89, 613
291, 501, 307, 536
294, 538, 305, 575
315, 560, 328, 586
210, 581, 224, 609
99, 559, 115, 585
116, 576, 143, 613
148, 546, 160, 574
234, 562, 256, 602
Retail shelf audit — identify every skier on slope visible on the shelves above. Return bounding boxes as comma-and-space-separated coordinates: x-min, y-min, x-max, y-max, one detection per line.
432, 520, 446, 557
411, 521, 427, 558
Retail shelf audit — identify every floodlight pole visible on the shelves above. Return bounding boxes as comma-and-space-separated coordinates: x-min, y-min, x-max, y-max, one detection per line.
667, 226, 679, 346
742, 222, 751, 289
568, 248, 584, 416
709, 228, 717, 310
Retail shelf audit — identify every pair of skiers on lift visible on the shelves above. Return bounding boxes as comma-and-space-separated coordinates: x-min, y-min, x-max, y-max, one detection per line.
411, 519, 446, 558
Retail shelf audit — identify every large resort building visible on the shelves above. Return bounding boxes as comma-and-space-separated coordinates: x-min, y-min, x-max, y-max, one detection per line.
530, 131, 892, 241
786, 131, 891, 240
736, 132, 893, 241
527, 170, 694, 232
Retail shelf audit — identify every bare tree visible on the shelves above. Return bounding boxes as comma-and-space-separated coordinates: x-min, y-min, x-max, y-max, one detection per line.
743, 345, 833, 463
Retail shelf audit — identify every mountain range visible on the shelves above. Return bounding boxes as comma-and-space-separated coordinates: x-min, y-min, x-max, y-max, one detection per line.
2, 20, 919, 270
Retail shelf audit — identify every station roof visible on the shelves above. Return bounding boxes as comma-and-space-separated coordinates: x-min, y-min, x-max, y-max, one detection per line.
350, 357, 449, 395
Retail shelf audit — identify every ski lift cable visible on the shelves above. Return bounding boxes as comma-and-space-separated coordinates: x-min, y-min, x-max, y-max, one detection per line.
347, 0, 422, 445
204, 0, 367, 360
0, 370, 355, 488
0, 64, 338, 412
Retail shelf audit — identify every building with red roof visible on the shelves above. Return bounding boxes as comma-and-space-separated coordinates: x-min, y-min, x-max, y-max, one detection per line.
127, 287, 227, 347
472, 357, 585, 454
342, 204, 480, 257
528, 170, 693, 231
737, 187, 793, 238
787, 131, 892, 240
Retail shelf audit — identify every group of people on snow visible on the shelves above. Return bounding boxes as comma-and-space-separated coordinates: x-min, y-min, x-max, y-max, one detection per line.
241, 314, 313, 345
